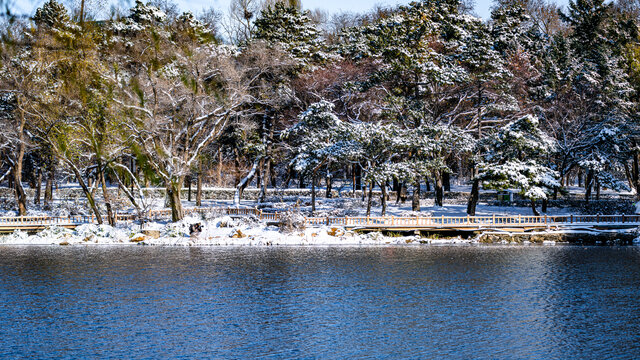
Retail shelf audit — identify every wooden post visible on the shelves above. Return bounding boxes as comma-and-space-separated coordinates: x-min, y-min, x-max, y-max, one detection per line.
545, 215, 547, 225
518, 214, 521, 224
596, 214, 599, 223
326, 217, 329, 226
441, 215, 444, 227
571, 214, 573, 224
622, 214, 625, 223
492, 214, 495, 225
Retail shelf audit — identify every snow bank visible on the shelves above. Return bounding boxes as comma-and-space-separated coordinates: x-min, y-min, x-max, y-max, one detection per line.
0, 215, 475, 247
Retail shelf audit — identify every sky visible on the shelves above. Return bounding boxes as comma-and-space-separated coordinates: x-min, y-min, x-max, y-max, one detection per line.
10, 0, 568, 21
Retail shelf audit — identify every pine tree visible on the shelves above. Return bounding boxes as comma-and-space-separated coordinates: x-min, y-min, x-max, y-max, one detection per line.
33, 0, 70, 29
254, 2, 326, 66
477, 114, 560, 215
560, 0, 635, 200
490, 2, 534, 56
282, 100, 345, 213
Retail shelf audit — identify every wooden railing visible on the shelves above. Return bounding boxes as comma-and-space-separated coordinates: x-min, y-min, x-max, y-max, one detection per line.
304, 214, 640, 227
1, 208, 640, 230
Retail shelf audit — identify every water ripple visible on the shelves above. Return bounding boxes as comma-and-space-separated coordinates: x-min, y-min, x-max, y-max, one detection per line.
1, 246, 639, 359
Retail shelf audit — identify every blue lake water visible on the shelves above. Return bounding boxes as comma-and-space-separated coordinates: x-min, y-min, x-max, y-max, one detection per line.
1, 245, 639, 359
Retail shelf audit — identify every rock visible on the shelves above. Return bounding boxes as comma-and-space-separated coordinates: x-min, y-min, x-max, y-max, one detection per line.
327, 227, 345, 237
130, 234, 146, 243
217, 216, 235, 228
59, 241, 69, 246
142, 230, 161, 239
230, 229, 246, 238
189, 223, 202, 237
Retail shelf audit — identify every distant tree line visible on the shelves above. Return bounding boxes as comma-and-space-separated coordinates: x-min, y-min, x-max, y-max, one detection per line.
1, 0, 640, 220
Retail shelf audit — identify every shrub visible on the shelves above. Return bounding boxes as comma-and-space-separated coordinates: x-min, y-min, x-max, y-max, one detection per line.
278, 210, 306, 233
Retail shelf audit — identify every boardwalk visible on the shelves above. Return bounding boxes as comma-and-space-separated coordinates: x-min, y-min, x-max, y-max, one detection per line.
0, 208, 639, 233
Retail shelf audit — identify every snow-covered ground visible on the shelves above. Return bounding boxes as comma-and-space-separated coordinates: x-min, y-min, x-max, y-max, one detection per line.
1, 186, 638, 246
0, 214, 472, 246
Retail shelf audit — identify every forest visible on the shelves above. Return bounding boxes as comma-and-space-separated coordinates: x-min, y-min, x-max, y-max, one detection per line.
1, 0, 640, 223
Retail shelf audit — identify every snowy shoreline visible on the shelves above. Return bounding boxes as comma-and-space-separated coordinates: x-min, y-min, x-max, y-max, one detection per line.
1, 213, 638, 247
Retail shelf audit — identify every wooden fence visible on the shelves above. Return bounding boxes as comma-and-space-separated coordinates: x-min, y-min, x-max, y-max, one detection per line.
303, 214, 640, 228
1, 208, 640, 232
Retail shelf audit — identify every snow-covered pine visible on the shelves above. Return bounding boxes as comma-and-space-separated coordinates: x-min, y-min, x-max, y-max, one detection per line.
254, 2, 329, 67
477, 114, 560, 215
557, 0, 635, 201
282, 100, 346, 212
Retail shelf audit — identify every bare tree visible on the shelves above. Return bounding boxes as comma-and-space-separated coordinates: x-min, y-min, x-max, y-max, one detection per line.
111, 5, 249, 220
222, 0, 264, 44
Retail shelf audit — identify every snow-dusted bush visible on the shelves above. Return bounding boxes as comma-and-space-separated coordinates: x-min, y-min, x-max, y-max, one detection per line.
278, 210, 306, 233
213, 216, 236, 228
200, 208, 227, 221
0, 197, 17, 212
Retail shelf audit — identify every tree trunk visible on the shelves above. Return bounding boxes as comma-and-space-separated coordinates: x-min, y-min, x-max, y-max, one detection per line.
217, 148, 223, 187
256, 160, 262, 190
412, 182, 420, 212
187, 176, 192, 202
234, 159, 259, 206
34, 168, 42, 206
542, 198, 548, 213
167, 185, 184, 222
13, 108, 27, 215
467, 178, 480, 216
585, 170, 594, 203
97, 160, 116, 226
435, 173, 444, 207
443, 171, 451, 192
578, 169, 583, 187
167, 178, 184, 222
259, 157, 270, 203
325, 166, 332, 198
393, 177, 400, 203
65, 161, 103, 224
352, 164, 357, 198
298, 173, 305, 189
284, 166, 293, 188
595, 176, 600, 201
234, 150, 242, 186
44, 167, 54, 209
366, 180, 374, 216
311, 171, 317, 214
196, 171, 203, 206
530, 199, 540, 216
270, 160, 277, 188
380, 180, 387, 216
633, 153, 640, 200
425, 177, 431, 192
13, 164, 27, 216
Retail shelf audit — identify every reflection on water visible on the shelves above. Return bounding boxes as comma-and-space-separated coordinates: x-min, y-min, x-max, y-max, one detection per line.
1, 245, 639, 359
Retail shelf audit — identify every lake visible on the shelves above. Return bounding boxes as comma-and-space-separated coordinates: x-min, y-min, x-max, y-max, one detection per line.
1, 245, 639, 359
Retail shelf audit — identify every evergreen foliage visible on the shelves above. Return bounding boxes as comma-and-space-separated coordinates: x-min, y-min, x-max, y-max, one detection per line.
2, 0, 640, 218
